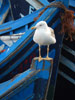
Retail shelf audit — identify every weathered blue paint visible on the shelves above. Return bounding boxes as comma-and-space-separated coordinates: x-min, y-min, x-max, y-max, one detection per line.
69, 0, 75, 7
0, 36, 33, 68
9, 0, 36, 20
0, 8, 43, 35
52, 18, 60, 29
69, 0, 75, 12
0, 44, 37, 79
0, 58, 53, 100
25, 25, 28, 31
0, 69, 34, 95
0, 12, 61, 84
0, 0, 72, 100
0, 0, 9, 24
0, 7, 58, 72
38, 0, 49, 6
0, 7, 58, 62
0, 0, 3, 8
0, 45, 55, 80
0, 1, 66, 92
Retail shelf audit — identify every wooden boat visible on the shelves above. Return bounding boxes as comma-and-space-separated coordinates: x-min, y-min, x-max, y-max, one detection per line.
0, 0, 10, 24
0, 57, 54, 100
57, 0, 75, 85
0, 0, 73, 100
0, 1, 61, 83
53, 1, 75, 99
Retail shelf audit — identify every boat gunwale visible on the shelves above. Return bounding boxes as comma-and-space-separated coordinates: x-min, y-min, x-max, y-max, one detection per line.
0, 7, 59, 66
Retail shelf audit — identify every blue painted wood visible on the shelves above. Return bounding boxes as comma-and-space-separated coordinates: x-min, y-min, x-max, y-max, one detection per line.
0, 8, 58, 65
0, 20, 13, 28
0, 44, 37, 79
25, 25, 28, 31
34, 60, 51, 79
32, 58, 53, 100
0, 36, 33, 68
10, 31, 13, 35
0, 9, 59, 82
0, 0, 9, 24
0, 58, 53, 100
8, 83, 34, 100
0, 7, 60, 82
0, 0, 3, 8
0, 69, 38, 99
0, 1, 64, 88
9, 0, 50, 20
0, 45, 55, 80
38, 0, 49, 6
9, 0, 36, 20
0, 69, 35, 95
0, 0, 72, 99
0, 8, 43, 35
69, 0, 75, 7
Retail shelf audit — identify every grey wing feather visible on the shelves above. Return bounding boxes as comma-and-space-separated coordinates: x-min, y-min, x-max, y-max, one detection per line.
49, 27, 55, 38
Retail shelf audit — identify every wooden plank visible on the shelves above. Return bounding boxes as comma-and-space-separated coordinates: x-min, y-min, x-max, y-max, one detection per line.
0, 32, 25, 46
26, 0, 43, 10
63, 44, 75, 56
0, 68, 40, 98
0, 7, 58, 65
0, 0, 10, 25
0, 27, 11, 32
0, 0, 3, 8
25, 25, 28, 31
38, 0, 49, 6
69, 0, 75, 7
58, 70, 75, 85
60, 55, 75, 72
0, 8, 43, 35
31, 57, 53, 100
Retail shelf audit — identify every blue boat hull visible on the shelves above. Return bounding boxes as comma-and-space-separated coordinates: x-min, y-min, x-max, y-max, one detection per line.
0, 6, 63, 87
0, 58, 53, 100
0, 0, 72, 99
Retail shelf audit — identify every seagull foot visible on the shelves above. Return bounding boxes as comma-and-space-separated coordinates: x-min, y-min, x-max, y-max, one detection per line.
45, 56, 53, 60
38, 56, 42, 62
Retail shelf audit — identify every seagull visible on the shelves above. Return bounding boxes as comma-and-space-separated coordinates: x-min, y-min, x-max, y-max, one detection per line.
31, 21, 56, 62
0, 44, 5, 53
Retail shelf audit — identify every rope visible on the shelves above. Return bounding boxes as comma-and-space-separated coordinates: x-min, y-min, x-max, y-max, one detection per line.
34, 1, 75, 41
34, 2, 67, 21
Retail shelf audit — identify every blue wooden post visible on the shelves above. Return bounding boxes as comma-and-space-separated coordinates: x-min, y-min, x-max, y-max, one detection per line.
56, 0, 69, 8
31, 57, 53, 100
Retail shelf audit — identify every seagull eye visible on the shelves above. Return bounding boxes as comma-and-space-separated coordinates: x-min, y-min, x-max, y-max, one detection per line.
40, 24, 42, 26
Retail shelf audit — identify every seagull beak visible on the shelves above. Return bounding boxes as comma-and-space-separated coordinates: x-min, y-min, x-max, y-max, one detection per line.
31, 26, 36, 30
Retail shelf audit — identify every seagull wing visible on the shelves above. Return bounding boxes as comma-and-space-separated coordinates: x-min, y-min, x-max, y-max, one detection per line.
49, 27, 55, 38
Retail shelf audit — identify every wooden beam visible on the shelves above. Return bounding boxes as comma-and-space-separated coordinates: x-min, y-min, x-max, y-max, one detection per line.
60, 55, 75, 72
59, 70, 75, 85
26, 0, 43, 10
0, 27, 11, 32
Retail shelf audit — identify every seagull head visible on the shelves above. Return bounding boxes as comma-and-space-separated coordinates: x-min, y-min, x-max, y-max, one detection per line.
31, 21, 48, 30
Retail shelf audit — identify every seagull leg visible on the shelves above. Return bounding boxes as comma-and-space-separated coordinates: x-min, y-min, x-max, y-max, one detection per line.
46, 45, 52, 60
39, 45, 42, 62
47, 45, 49, 58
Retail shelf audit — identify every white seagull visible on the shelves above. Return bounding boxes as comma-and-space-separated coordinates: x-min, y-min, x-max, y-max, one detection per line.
31, 21, 56, 61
